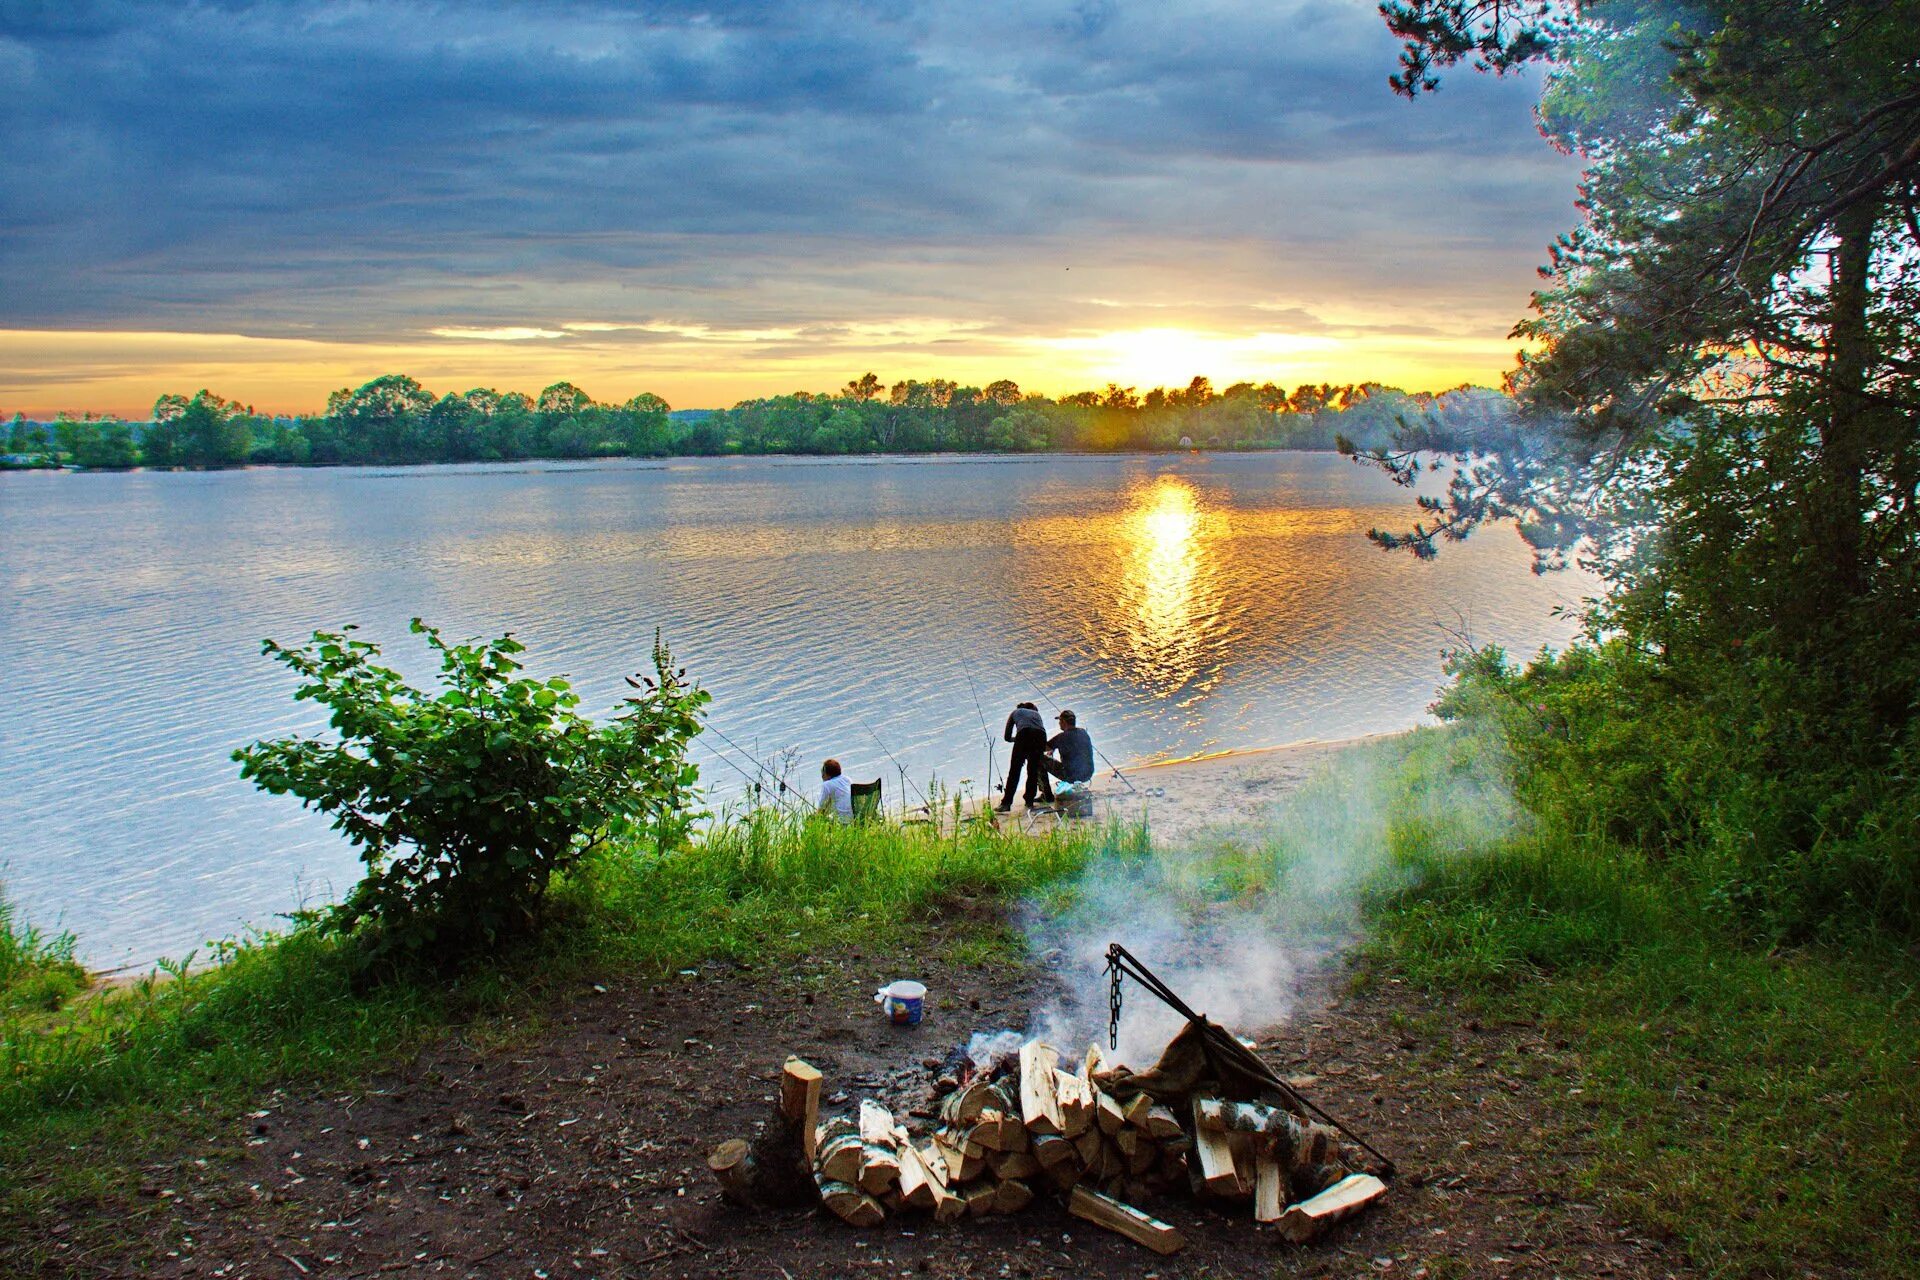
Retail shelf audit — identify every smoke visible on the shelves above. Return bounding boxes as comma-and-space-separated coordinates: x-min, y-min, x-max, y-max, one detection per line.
1024, 727, 1521, 1067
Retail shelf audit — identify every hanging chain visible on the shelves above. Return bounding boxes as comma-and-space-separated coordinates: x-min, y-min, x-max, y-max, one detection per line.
1105, 946, 1124, 1050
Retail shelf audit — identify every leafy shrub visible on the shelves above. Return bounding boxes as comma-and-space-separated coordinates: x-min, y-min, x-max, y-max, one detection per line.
235, 621, 708, 963
1434, 640, 1920, 941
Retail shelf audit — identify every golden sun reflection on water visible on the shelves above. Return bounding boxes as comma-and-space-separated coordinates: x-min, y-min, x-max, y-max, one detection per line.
1112, 475, 1229, 701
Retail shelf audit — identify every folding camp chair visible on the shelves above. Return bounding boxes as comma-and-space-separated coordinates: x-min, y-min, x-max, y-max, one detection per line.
849, 778, 883, 822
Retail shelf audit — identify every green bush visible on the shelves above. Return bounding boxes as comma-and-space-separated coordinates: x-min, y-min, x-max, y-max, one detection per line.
1433, 640, 1920, 941
235, 621, 708, 964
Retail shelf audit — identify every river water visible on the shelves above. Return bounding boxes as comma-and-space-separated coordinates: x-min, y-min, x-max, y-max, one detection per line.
1, 453, 1593, 968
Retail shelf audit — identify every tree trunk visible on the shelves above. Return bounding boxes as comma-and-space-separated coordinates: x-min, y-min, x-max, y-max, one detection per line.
1819, 198, 1878, 610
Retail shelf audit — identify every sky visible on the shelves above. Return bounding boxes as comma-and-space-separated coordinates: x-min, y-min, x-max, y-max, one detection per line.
0, 0, 1581, 416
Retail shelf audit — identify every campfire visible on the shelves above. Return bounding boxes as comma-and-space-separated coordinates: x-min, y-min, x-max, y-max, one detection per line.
707, 946, 1391, 1256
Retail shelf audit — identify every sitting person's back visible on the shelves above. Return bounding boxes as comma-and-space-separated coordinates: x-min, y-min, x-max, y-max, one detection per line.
1046, 710, 1096, 785
817, 757, 853, 822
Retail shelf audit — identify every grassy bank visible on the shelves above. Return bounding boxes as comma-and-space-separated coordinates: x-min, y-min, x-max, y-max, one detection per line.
0, 813, 1101, 1272
1364, 731, 1918, 1279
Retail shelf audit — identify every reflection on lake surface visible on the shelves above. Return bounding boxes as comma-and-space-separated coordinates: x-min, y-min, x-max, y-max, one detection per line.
0, 453, 1593, 968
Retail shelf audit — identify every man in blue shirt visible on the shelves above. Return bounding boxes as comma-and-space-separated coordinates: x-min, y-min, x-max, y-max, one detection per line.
1040, 709, 1096, 791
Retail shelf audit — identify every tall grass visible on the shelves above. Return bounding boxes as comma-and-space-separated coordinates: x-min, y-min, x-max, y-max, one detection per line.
1347, 729, 1920, 1280
0, 885, 87, 1017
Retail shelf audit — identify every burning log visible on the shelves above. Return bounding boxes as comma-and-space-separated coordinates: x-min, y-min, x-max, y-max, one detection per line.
1276, 1173, 1388, 1244
1068, 1187, 1185, 1256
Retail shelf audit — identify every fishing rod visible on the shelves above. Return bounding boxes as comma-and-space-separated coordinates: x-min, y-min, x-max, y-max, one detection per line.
699, 717, 810, 815
1029, 678, 1141, 796
959, 659, 1002, 793
859, 715, 932, 814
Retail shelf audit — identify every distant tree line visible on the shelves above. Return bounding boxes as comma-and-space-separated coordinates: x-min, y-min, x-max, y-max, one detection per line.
4, 372, 1520, 470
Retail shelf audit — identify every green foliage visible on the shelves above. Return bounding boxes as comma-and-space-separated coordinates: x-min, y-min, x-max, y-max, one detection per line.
0, 889, 87, 1016
1360, 728, 1920, 1279
148, 389, 251, 467
1432, 641, 1920, 941
234, 623, 709, 963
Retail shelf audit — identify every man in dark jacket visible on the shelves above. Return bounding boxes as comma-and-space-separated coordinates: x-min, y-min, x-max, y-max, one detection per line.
998, 701, 1053, 811
1041, 709, 1096, 790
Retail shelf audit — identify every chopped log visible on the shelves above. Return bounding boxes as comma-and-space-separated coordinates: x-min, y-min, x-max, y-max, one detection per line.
708, 1139, 758, 1206
815, 1172, 885, 1227
1158, 1131, 1192, 1156
1019, 1041, 1065, 1135
992, 1177, 1035, 1214
894, 1129, 935, 1209
1161, 1148, 1189, 1184
1042, 1155, 1082, 1193
970, 1109, 1028, 1152
1275, 1173, 1387, 1244
1144, 1105, 1182, 1140
1253, 1144, 1285, 1223
1068, 1186, 1185, 1256
856, 1145, 900, 1197
1081, 1044, 1110, 1079
1191, 1099, 1246, 1198
1126, 1139, 1158, 1176
941, 1079, 998, 1127
858, 1099, 895, 1144
817, 1115, 856, 1151
781, 1058, 823, 1163
1114, 1128, 1141, 1158
932, 1134, 986, 1184
1098, 1139, 1126, 1181
1194, 1097, 1305, 1136
1053, 1070, 1095, 1136
1072, 1126, 1104, 1166
1031, 1133, 1076, 1170
1291, 1161, 1353, 1202
934, 1184, 969, 1223
819, 1133, 865, 1184
1121, 1092, 1154, 1129
1095, 1090, 1127, 1135
964, 1182, 999, 1217
990, 1149, 1041, 1180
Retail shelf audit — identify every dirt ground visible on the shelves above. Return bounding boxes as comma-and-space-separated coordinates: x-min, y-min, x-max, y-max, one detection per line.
55, 922, 1691, 1280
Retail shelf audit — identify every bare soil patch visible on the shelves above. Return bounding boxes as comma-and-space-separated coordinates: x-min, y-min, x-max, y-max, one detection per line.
64, 927, 1687, 1280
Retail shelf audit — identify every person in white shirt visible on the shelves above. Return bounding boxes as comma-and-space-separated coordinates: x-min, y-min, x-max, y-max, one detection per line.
816, 757, 853, 822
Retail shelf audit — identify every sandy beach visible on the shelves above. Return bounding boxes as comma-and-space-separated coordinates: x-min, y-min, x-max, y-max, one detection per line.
986, 732, 1402, 842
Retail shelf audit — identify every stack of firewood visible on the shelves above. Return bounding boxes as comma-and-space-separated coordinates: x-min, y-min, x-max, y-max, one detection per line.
711, 1037, 1387, 1256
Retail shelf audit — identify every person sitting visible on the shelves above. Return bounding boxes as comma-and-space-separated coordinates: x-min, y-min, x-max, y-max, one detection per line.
817, 757, 853, 823
998, 701, 1054, 812
1040, 709, 1096, 791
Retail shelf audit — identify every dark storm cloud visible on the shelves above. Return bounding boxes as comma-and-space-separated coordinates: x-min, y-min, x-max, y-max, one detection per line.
0, 0, 1577, 338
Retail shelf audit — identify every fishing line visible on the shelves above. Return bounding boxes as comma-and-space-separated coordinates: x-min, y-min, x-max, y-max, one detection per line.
859, 715, 932, 814
959, 658, 1002, 792
699, 717, 810, 814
